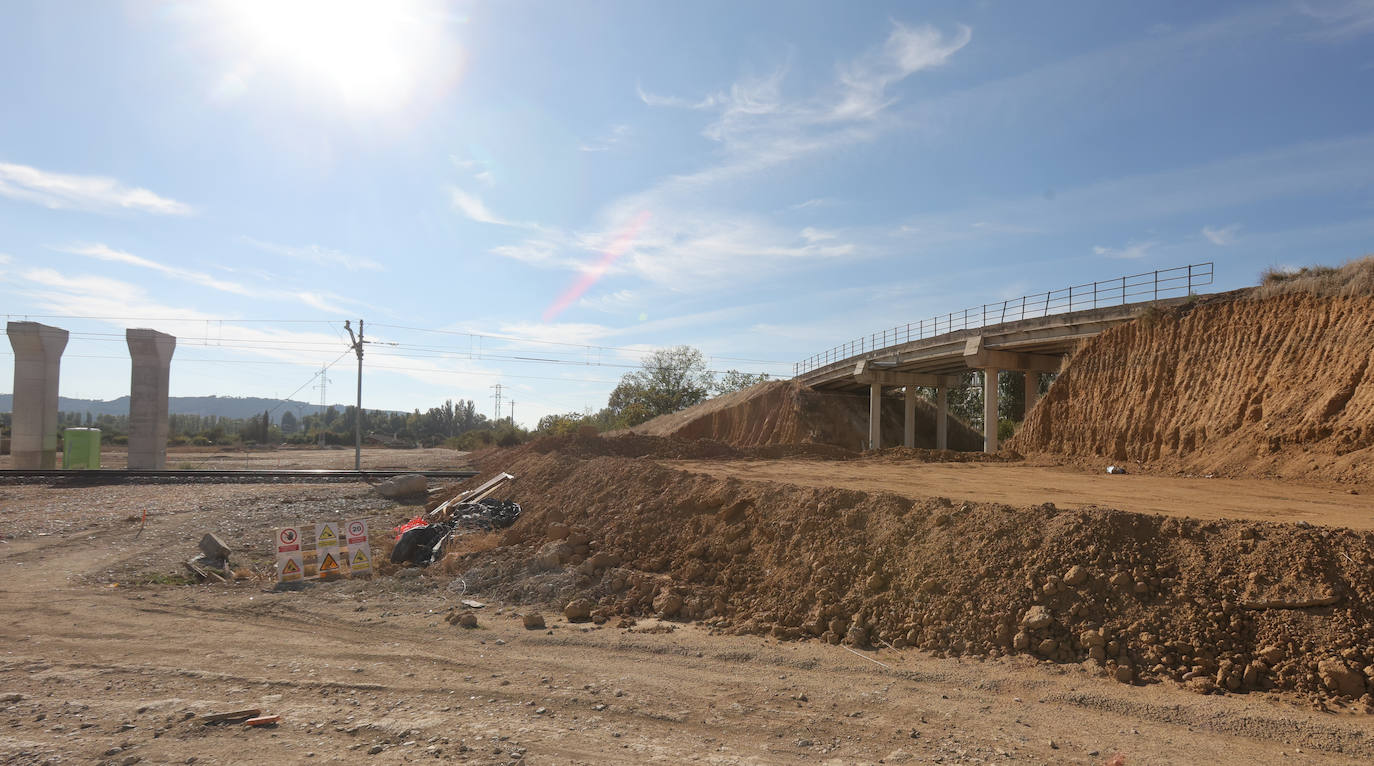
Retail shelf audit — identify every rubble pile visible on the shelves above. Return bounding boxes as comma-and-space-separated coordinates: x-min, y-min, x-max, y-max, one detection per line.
431, 439, 1374, 703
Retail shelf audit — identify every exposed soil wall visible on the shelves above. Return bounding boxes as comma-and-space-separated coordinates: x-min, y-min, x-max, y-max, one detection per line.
629, 380, 983, 451
1011, 292, 1374, 482
437, 440, 1374, 702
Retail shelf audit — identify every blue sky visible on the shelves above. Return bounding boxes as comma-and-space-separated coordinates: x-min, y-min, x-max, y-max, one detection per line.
2, 0, 1373, 426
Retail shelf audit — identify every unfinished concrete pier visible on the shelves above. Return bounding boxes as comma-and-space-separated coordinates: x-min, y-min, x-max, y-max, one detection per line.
126, 329, 176, 470
6, 321, 69, 469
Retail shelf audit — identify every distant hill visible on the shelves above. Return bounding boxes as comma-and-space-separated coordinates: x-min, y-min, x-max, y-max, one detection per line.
0, 394, 401, 420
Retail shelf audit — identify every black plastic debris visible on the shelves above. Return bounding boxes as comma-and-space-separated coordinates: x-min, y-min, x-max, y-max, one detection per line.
390, 499, 522, 567
453, 498, 522, 531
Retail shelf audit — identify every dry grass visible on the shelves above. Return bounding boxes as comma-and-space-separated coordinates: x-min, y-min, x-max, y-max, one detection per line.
1254, 255, 1374, 298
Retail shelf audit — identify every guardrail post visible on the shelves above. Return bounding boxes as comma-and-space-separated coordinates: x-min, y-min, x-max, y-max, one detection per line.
1093, 281, 1098, 309
1154, 270, 1158, 301
1188, 264, 1193, 293
1068, 285, 1073, 312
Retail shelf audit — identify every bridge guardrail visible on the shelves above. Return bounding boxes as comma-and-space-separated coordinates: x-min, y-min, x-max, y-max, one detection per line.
794, 262, 1214, 376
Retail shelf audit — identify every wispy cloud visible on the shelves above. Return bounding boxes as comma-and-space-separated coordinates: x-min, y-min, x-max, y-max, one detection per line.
791, 197, 840, 210
243, 237, 384, 271
578, 124, 632, 152
0, 161, 192, 215
1202, 223, 1241, 245
57, 242, 355, 313
1299, 0, 1374, 40
447, 185, 540, 229
832, 22, 972, 120
1093, 241, 1157, 259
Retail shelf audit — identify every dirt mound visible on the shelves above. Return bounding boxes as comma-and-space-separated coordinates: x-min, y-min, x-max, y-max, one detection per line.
628, 380, 983, 451
432, 446, 1374, 703
1011, 290, 1374, 482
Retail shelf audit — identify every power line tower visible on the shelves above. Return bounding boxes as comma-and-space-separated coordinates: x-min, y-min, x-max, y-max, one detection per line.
313, 366, 331, 449
490, 383, 503, 422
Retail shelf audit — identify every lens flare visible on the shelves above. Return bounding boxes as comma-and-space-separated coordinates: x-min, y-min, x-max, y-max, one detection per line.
542, 211, 651, 322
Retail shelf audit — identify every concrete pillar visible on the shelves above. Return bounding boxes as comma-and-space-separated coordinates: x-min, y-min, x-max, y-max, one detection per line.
983, 368, 1000, 453
1024, 371, 1039, 418
868, 381, 882, 450
126, 329, 176, 470
903, 386, 916, 448
6, 322, 69, 469
936, 386, 948, 451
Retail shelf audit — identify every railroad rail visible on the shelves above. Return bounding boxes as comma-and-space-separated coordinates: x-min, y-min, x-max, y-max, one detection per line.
0, 469, 479, 486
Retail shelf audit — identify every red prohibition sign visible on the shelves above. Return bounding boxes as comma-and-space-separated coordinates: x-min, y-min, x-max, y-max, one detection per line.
279, 528, 298, 545
348, 521, 365, 537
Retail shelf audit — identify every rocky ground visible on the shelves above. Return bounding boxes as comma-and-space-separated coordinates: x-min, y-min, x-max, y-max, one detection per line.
3, 442, 1374, 764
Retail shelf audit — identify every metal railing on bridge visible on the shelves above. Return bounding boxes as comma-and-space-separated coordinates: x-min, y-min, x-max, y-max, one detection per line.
794, 262, 1214, 376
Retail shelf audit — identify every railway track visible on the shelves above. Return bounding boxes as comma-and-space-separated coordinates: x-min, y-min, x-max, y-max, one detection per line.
0, 469, 479, 486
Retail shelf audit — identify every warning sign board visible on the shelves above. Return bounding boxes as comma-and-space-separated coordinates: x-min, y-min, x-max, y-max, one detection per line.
318, 549, 342, 575
276, 554, 304, 582
315, 522, 339, 549
346, 519, 368, 545
350, 545, 372, 572
277, 527, 300, 553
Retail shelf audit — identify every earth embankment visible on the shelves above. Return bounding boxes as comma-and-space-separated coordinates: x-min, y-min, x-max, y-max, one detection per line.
1012, 290, 1374, 482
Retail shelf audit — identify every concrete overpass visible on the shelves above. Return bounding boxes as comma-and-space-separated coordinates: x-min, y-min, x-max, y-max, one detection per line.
793, 263, 1213, 453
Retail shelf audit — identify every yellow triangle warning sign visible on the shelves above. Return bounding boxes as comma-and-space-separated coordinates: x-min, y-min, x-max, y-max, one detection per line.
281, 558, 300, 575
351, 548, 369, 567
319, 551, 340, 572
317, 524, 338, 547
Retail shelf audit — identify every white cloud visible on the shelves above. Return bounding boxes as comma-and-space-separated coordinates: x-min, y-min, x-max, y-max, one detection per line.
800, 226, 837, 243
243, 237, 384, 271
1093, 241, 1158, 259
578, 124, 632, 152
57, 242, 358, 313
0, 161, 192, 215
1202, 224, 1241, 245
832, 22, 972, 120
447, 185, 540, 229
1299, 0, 1374, 40
791, 197, 839, 209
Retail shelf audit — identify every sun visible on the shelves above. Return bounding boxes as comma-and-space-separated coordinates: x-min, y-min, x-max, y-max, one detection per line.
215, 0, 450, 110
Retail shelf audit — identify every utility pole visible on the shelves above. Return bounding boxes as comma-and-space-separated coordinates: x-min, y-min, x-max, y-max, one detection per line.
313, 366, 330, 449
490, 383, 503, 422
508, 400, 515, 426
344, 320, 364, 471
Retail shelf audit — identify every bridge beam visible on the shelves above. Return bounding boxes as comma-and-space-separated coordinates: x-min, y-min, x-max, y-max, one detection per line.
963, 336, 1063, 373
853, 360, 961, 388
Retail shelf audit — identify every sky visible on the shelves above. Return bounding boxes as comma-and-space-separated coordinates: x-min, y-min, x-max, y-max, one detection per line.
2, 0, 1373, 427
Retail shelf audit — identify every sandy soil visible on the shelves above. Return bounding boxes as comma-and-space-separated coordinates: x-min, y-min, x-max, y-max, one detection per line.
2, 482, 1373, 764
662, 459, 1374, 530
0, 446, 470, 472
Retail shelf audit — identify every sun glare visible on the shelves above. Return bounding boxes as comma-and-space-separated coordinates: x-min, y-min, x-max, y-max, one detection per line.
216, 0, 450, 110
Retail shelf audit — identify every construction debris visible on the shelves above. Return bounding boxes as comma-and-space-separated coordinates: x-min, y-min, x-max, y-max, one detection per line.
244, 714, 281, 727
199, 708, 260, 725
391, 473, 521, 567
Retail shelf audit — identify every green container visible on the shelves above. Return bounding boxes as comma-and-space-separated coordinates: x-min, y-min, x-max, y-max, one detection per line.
63, 428, 101, 469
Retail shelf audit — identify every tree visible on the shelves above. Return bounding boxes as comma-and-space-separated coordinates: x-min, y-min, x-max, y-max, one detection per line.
713, 370, 770, 395
607, 345, 713, 427
280, 410, 298, 434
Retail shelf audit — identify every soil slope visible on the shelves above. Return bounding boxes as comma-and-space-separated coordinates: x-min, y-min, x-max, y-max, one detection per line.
628, 380, 982, 451
1011, 291, 1374, 482
435, 437, 1374, 704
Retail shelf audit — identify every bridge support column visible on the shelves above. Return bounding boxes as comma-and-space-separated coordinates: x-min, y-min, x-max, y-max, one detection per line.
903, 386, 916, 448
7, 322, 69, 469
868, 381, 882, 450
982, 368, 1000, 453
126, 329, 176, 470
1024, 372, 1039, 418
936, 386, 948, 451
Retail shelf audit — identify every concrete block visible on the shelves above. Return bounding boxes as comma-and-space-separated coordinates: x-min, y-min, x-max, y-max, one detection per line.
376, 473, 428, 498
199, 533, 231, 562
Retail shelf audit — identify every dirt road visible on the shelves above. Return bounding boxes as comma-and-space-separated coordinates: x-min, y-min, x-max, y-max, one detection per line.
664, 459, 1374, 529
2, 482, 1373, 764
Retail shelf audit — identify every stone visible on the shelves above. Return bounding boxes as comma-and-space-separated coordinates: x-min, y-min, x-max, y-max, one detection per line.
546, 523, 569, 541
845, 624, 869, 647
1020, 606, 1053, 631
1317, 658, 1366, 697
564, 598, 595, 621
1079, 629, 1106, 648
376, 474, 428, 499
1257, 645, 1284, 665
0, 693, 24, 703
1036, 638, 1058, 656
457, 613, 478, 628
1013, 631, 1031, 651
1114, 665, 1134, 684
653, 592, 683, 618
522, 613, 545, 630
1109, 572, 1132, 590
198, 533, 231, 563
1063, 565, 1089, 586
